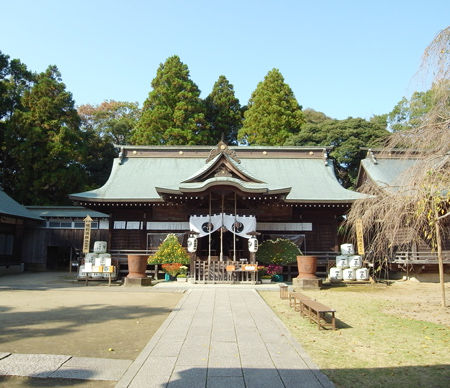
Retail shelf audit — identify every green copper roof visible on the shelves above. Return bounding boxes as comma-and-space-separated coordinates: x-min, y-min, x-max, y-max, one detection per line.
70, 146, 365, 203
0, 190, 43, 221
26, 206, 109, 218
360, 157, 418, 190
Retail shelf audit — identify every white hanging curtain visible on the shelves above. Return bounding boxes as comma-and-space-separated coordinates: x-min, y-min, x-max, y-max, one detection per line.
190, 213, 256, 239
223, 214, 256, 239
189, 214, 222, 237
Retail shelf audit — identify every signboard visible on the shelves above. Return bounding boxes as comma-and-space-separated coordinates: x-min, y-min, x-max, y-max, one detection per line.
355, 219, 365, 255
82, 215, 93, 253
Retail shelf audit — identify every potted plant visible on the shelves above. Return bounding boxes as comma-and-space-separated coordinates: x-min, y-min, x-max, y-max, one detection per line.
176, 265, 188, 282
266, 264, 284, 282
256, 238, 301, 281
162, 263, 182, 281
258, 266, 272, 284
148, 234, 190, 280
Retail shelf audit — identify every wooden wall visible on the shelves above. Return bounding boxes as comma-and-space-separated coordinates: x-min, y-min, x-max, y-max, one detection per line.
106, 203, 345, 253
22, 227, 109, 270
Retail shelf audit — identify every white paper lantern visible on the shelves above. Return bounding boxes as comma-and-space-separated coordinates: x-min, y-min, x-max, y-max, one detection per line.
187, 236, 198, 253
248, 237, 258, 253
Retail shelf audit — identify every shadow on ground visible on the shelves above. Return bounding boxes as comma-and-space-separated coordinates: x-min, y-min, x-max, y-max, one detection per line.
129, 365, 450, 388
0, 375, 114, 387
0, 304, 172, 344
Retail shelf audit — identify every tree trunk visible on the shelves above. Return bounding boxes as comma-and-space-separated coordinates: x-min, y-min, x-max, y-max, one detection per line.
435, 211, 446, 308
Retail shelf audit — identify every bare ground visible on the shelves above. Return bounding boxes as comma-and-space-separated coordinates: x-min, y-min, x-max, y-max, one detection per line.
0, 272, 183, 360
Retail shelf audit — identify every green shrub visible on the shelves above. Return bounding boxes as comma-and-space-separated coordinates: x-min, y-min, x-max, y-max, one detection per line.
256, 238, 301, 265
148, 234, 190, 265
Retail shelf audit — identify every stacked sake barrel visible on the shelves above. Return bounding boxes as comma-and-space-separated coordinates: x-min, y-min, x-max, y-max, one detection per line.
78, 241, 116, 280
329, 244, 369, 282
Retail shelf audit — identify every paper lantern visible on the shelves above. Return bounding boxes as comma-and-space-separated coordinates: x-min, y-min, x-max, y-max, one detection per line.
187, 236, 198, 253
248, 237, 259, 252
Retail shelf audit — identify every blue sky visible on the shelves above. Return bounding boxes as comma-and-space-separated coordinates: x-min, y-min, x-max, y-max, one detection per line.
1, 0, 448, 120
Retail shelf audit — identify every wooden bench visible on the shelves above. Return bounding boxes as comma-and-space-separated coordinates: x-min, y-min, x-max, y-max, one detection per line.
289, 291, 313, 311
289, 291, 336, 330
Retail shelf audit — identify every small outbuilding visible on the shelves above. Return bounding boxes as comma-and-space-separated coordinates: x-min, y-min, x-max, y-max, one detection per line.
0, 189, 42, 273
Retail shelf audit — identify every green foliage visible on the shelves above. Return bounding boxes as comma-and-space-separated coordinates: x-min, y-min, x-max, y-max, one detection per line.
78, 100, 140, 145
286, 117, 389, 187
3, 65, 88, 204
0, 51, 35, 186
148, 233, 190, 265
205, 75, 242, 145
78, 100, 140, 187
132, 55, 211, 145
256, 238, 301, 265
387, 89, 435, 132
238, 68, 304, 145
303, 108, 331, 124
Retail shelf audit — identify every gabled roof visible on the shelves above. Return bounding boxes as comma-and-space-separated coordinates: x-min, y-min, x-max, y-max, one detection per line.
70, 144, 365, 203
26, 206, 109, 219
0, 190, 43, 221
356, 149, 419, 190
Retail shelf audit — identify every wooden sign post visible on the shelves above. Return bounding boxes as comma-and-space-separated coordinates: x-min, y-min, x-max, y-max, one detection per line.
356, 218, 365, 256
83, 215, 93, 253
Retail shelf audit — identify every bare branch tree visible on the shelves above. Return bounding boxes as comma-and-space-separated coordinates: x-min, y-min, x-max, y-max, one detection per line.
346, 27, 450, 307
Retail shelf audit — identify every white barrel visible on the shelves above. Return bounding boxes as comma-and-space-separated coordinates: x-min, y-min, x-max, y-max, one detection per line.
340, 243, 355, 255
93, 241, 107, 253
329, 267, 343, 281
356, 268, 369, 281
84, 252, 98, 264
98, 253, 111, 259
336, 255, 349, 268
78, 264, 87, 278
348, 255, 362, 269
343, 268, 356, 281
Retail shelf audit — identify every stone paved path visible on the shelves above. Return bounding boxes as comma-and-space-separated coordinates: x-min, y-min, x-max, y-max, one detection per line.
117, 288, 334, 388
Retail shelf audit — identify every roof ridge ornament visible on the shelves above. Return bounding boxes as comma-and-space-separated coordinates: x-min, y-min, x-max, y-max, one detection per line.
368, 149, 378, 164
206, 141, 241, 164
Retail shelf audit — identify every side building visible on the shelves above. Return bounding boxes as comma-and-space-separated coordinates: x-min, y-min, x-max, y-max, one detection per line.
356, 148, 450, 276
0, 189, 42, 273
23, 206, 109, 271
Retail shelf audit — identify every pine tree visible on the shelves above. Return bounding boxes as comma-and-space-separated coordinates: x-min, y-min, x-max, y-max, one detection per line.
205, 75, 242, 144
238, 68, 304, 145
4, 66, 87, 204
132, 55, 210, 145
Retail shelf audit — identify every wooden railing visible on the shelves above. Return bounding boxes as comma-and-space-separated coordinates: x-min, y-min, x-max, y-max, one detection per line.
108, 250, 339, 281
392, 250, 450, 264
193, 260, 258, 283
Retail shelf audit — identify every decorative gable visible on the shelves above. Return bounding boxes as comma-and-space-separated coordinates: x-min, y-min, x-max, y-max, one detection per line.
182, 141, 264, 184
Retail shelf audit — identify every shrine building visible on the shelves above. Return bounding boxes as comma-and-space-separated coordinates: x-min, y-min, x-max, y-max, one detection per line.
70, 142, 364, 280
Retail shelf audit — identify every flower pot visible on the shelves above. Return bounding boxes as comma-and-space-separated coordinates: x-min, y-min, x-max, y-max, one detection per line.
176, 277, 187, 282
297, 255, 318, 279
261, 278, 272, 284
127, 254, 148, 279
272, 274, 284, 282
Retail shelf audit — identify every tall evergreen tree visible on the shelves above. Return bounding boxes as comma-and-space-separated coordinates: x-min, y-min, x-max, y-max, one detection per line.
238, 69, 304, 145
286, 117, 389, 187
4, 66, 87, 204
0, 51, 34, 187
132, 55, 210, 145
205, 75, 242, 144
